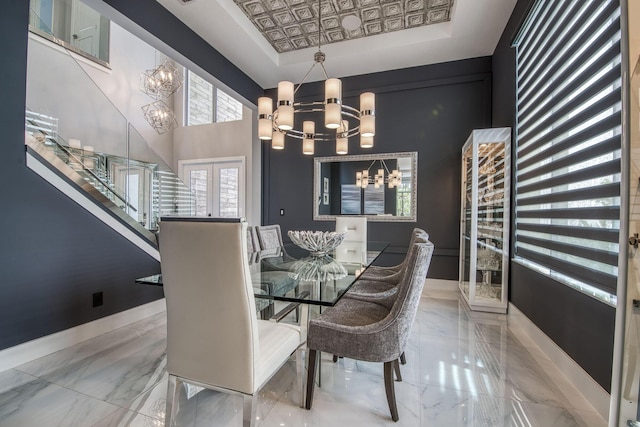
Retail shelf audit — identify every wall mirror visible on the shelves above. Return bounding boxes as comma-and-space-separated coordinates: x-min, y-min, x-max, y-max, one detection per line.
314, 152, 417, 222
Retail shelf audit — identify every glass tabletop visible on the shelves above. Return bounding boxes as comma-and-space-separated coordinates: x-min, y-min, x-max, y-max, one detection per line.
136, 240, 389, 307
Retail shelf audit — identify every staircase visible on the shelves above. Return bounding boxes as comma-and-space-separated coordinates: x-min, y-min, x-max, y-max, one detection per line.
25, 110, 196, 253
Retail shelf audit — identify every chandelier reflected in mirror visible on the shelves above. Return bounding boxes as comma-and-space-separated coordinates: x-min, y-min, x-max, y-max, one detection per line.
257, 0, 375, 155
356, 159, 401, 189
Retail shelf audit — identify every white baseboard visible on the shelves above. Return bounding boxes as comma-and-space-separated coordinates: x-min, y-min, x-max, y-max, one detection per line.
0, 299, 166, 373
508, 303, 610, 420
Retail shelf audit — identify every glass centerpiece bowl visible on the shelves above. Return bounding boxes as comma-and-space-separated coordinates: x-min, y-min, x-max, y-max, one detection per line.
287, 230, 348, 257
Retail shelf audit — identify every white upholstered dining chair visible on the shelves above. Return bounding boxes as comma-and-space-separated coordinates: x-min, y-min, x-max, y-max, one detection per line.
159, 217, 304, 426
335, 216, 367, 242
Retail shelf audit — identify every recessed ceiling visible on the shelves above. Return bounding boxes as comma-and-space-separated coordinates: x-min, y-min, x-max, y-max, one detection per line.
156, 0, 516, 90
232, 0, 454, 53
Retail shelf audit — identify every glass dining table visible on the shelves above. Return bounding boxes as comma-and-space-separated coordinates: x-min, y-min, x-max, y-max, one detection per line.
135, 240, 389, 310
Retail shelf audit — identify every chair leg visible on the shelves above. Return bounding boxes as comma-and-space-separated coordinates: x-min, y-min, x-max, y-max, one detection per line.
400, 351, 407, 365
305, 349, 318, 410
242, 393, 257, 427
384, 362, 399, 422
165, 374, 181, 427
296, 348, 305, 408
393, 359, 402, 382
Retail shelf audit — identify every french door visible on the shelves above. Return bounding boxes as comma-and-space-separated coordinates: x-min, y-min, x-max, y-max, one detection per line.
180, 157, 245, 218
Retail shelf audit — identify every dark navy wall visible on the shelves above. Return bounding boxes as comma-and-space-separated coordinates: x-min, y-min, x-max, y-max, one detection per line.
0, 2, 163, 351
262, 57, 492, 279
492, 0, 615, 391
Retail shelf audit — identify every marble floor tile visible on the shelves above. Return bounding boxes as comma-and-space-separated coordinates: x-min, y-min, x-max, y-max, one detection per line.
419, 384, 605, 427
92, 408, 161, 427
0, 369, 120, 427
418, 332, 574, 409
0, 290, 608, 427
16, 326, 167, 406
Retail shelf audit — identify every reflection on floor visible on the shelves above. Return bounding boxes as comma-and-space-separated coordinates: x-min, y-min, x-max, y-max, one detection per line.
0, 285, 607, 426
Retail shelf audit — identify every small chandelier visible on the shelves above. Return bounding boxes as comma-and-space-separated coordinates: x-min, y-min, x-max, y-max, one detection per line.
257, 0, 375, 155
140, 59, 183, 100
142, 101, 178, 134
355, 159, 401, 189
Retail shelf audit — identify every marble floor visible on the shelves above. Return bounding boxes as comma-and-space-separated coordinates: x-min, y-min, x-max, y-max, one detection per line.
0, 286, 608, 426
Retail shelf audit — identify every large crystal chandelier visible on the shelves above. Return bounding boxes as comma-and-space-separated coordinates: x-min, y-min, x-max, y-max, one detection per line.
141, 56, 182, 134
140, 59, 183, 100
142, 101, 178, 135
257, 0, 375, 155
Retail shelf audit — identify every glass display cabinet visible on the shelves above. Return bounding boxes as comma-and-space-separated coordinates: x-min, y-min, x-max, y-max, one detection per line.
459, 128, 511, 313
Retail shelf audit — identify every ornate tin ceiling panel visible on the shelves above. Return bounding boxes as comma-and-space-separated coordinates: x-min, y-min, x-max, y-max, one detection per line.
234, 0, 454, 52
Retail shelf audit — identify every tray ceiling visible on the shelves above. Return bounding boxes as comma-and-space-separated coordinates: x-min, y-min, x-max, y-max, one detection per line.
233, 0, 454, 52
153, 0, 516, 90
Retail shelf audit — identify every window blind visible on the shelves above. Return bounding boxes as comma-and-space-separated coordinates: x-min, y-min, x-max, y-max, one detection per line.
513, 0, 622, 295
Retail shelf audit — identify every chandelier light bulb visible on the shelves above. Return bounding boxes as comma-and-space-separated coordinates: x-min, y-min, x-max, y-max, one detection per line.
360, 135, 374, 148
325, 78, 342, 129
277, 81, 294, 130
360, 92, 375, 137
303, 121, 315, 155
272, 130, 285, 150
258, 97, 273, 140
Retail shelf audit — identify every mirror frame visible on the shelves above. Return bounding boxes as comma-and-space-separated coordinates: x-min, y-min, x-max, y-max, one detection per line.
313, 151, 418, 222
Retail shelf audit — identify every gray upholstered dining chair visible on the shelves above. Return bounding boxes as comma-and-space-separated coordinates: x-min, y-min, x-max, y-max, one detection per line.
255, 224, 298, 269
346, 229, 428, 299
255, 224, 286, 251
304, 239, 434, 422
357, 228, 428, 283
159, 218, 305, 427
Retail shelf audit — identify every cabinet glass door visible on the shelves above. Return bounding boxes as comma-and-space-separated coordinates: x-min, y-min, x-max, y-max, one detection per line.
617, 53, 640, 426
460, 145, 474, 299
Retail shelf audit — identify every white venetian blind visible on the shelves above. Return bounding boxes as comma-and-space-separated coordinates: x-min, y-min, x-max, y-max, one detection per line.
512, 0, 622, 295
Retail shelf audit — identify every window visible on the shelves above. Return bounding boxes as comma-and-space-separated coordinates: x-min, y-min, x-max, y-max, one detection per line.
216, 88, 243, 123
512, 0, 622, 302
185, 71, 243, 126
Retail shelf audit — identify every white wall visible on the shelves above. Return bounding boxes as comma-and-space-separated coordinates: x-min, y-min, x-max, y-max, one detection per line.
78, 23, 174, 167
173, 105, 261, 225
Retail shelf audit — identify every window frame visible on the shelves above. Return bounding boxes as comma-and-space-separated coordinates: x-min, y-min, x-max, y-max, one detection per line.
184, 70, 243, 126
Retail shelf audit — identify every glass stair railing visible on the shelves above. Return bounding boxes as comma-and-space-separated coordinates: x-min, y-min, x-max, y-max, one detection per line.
26, 110, 196, 237
25, 4, 197, 246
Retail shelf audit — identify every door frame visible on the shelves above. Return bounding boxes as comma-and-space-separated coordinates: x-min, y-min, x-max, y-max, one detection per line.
178, 156, 246, 218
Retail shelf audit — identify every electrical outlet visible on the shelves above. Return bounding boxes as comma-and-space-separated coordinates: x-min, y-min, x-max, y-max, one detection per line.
280, 209, 285, 216
93, 291, 103, 307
